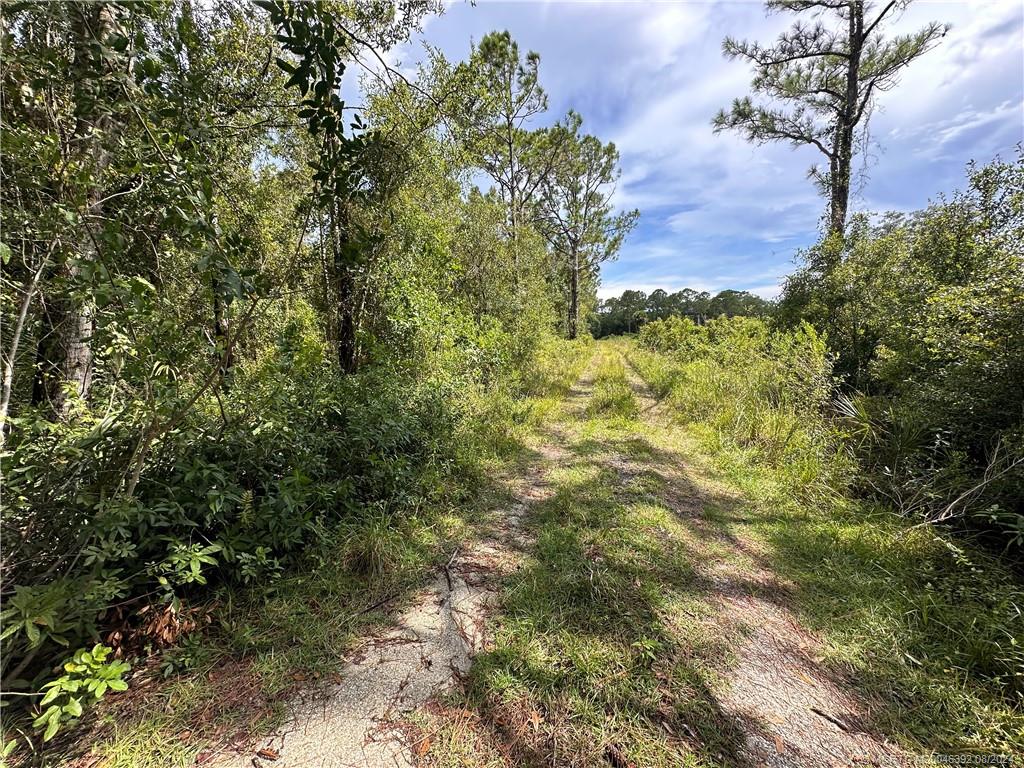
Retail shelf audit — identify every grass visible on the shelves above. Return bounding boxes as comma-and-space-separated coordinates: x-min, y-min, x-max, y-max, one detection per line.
66, 508, 474, 768
37, 336, 1022, 764
585, 354, 639, 419
745, 476, 1024, 752
624, 337, 1024, 755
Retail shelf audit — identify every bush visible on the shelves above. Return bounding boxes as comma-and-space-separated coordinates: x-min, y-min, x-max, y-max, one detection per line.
778, 154, 1024, 546
1, 358, 459, 677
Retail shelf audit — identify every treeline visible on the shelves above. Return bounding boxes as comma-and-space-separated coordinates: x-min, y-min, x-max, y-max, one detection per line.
0, 0, 632, 740
594, 288, 773, 337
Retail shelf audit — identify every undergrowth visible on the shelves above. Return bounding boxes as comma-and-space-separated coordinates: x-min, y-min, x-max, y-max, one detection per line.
10, 338, 591, 767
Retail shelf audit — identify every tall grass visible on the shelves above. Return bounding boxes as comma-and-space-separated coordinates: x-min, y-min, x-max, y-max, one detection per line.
632, 316, 853, 502
586, 352, 639, 419
460, 336, 592, 459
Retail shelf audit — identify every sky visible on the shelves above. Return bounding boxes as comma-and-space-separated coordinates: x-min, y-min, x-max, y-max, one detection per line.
378, 0, 1024, 299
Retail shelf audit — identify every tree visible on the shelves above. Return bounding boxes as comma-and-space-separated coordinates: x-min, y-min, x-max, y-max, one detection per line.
778, 154, 1023, 535
260, 0, 432, 372
25, 2, 127, 419
713, 0, 947, 236
538, 115, 638, 338
459, 32, 560, 249
707, 289, 773, 318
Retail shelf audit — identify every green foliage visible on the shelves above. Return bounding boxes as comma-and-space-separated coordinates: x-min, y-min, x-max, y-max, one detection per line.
633, 315, 702, 356
586, 354, 639, 419
0, 1, 625, 753
635, 316, 851, 501
33, 645, 130, 742
628, 333, 1024, 751
779, 154, 1024, 545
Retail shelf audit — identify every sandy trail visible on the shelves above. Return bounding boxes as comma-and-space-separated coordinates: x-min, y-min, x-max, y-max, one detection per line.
621, 349, 909, 768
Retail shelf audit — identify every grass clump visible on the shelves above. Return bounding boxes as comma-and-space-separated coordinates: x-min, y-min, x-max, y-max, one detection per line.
586, 351, 639, 419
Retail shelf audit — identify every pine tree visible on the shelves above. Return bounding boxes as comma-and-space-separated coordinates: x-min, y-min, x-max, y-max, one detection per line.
714, 0, 947, 236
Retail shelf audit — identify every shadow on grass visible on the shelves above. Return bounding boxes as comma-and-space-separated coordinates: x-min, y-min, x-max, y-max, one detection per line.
749, 495, 1024, 753
459, 429, 801, 767
613, 342, 1024, 754
630, 417, 1023, 753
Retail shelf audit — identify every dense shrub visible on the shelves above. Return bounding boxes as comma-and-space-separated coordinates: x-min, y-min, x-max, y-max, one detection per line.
779, 154, 1024, 546
3, 309, 453, 681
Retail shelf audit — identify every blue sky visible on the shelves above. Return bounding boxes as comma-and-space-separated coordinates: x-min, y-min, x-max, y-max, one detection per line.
381, 0, 1024, 299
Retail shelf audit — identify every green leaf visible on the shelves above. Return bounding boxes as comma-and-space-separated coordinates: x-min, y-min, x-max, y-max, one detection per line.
40, 686, 61, 706
130, 276, 156, 296
32, 706, 58, 728
275, 57, 297, 74
64, 697, 83, 718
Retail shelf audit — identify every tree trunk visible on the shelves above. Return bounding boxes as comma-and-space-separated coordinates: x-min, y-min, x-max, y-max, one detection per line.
1, 259, 47, 445
332, 199, 358, 374
32, 2, 118, 419
212, 276, 233, 388
830, 1, 863, 238
829, 126, 853, 237
31, 284, 94, 417
567, 249, 579, 340
337, 267, 358, 374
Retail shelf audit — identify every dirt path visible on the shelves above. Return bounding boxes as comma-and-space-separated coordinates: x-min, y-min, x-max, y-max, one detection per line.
620, 347, 910, 768
215, 390, 579, 768
216, 500, 545, 768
